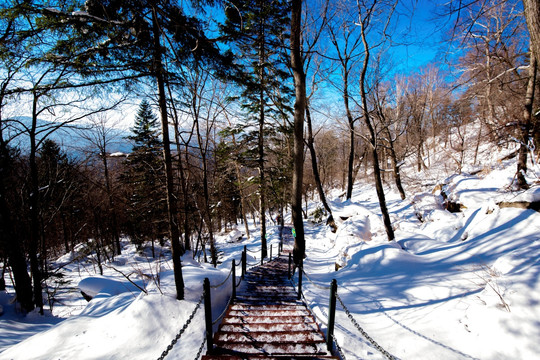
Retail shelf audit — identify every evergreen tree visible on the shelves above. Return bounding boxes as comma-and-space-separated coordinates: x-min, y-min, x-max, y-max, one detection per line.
15, 0, 233, 300
122, 100, 167, 249
221, 0, 293, 258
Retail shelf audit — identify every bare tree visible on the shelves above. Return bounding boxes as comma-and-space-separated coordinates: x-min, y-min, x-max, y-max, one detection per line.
326, 2, 364, 200
355, 0, 397, 241
372, 80, 407, 199
223, 111, 251, 240
78, 113, 124, 256
302, 0, 337, 230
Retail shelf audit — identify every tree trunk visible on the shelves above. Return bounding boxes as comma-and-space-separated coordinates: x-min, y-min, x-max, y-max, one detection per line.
258, 27, 268, 260
102, 153, 121, 255
0, 145, 34, 311
358, 10, 395, 242
523, 0, 540, 66
232, 138, 251, 239
30, 95, 44, 314
291, 0, 306, 264
306, 104, 336, 231
517, 53, 537, 189
384, 127, 406, 200
344, 72, 355, 200
152, 9, 184, 300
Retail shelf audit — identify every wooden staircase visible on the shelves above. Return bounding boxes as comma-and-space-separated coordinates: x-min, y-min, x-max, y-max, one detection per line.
202, 252, 338, 360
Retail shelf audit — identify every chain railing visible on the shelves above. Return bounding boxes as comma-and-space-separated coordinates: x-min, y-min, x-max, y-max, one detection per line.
290, 260, 396, 360
336, 292, 396, 360
203, 242, 281, 356
158, 241, 284, 359
156, 292, 204, 360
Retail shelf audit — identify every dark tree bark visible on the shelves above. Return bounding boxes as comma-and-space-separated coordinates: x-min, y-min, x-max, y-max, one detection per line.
0, 57, 35, 312
388, 137, 406, 200
306, 104, 337, 231
101, 148, 121, 256
258, 40, 268, 260
0, 145, 34, 312
345, 78, 356, 200
523, 0, 540, 63
291, 0, 306, 264
518, 0, 540, 188
29, 92, 44, 314
375, 99, 406, 200
517, 53, 537, 189
152, 8, 184, 300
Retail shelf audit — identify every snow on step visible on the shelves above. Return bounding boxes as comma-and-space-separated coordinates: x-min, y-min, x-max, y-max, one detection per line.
219, 322, 320, 333
217, 341, 328, 355
221, 315, 313, 325
227, 308, 312, 317
202, 253, 338, 360
203, 356, 337, 360
230, 304, 306, 311
215, 330, 325, 343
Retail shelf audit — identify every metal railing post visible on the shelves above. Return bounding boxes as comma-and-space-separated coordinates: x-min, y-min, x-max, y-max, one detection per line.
288, 253, 292, 279
203, 278, 213, 354
232, 260, 236, 300
270, 244, 272, 260
327, 279, 338, 352
297, 258, 303, 300
242, 246, 246, 279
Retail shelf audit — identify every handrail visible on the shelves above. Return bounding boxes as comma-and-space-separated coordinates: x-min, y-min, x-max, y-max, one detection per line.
291, 260, 396, 360
156, 292, 205, 360
202, 241, 282, 356
158, 240, 282, 360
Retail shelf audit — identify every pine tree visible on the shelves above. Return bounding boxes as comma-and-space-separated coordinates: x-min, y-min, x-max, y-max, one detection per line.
19, 0, 233, 300
221, 0, 293, 258
122, 100, 167, 249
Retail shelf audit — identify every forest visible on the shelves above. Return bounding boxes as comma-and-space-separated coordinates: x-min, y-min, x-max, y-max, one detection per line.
0, 0, 539, 321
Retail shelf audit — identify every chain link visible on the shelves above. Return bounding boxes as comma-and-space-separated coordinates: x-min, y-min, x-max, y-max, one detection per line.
236, 275, 243, 288
245, 247, 259, 254
336, 293, 396, 360
213, 293, 234, 325
157, 293, 204, 360
301, 268, 332, 290
210, 267, 233, 289
332, 334, 347, 360
193, 337, 206, 360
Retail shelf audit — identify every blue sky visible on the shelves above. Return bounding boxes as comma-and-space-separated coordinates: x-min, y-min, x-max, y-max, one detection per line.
390, 0, 445, 73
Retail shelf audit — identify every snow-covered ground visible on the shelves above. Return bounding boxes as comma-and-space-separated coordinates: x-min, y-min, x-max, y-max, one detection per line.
1, 138, 540, 359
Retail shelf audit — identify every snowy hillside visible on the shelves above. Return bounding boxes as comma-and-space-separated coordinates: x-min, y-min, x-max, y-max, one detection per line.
1, 137, 539, 359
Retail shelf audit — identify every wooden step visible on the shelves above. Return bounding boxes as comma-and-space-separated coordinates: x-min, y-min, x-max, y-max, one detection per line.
215, 330, 325, 343
218, 322, 319, 333
215, 341, 328, 355
227, 309, 313, 318
221, 315, 315, 325
203, 248, 336, 360
230, 304, 305, 311
203, 356, 338, 359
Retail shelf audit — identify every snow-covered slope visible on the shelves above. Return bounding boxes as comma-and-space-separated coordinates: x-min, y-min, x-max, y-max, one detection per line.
1, 137, 539, 359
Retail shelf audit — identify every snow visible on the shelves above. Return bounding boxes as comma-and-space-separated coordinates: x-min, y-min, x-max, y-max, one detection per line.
1, 140, 540, 359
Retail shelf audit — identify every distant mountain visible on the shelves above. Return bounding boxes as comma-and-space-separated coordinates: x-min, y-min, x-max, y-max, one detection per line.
3, 116, 133, 157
